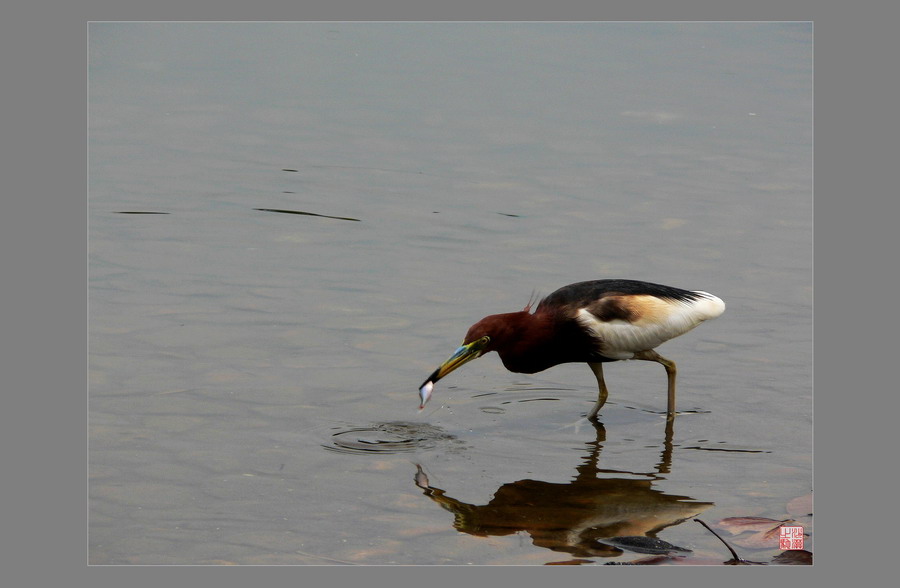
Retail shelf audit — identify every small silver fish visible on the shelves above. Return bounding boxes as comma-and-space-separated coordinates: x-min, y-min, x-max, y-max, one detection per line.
418, 380, 434, 410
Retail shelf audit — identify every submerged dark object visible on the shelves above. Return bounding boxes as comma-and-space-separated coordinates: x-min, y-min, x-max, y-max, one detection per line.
603, 536, 692, 555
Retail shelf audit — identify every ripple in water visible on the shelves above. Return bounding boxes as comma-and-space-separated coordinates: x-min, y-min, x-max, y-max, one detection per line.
323, 421, 465, 455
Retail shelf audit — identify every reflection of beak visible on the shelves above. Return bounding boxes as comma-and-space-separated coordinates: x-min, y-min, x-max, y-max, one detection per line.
418, 336, 490, 409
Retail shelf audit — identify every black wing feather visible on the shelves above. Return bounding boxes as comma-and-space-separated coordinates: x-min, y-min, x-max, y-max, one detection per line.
536, 279, 701, 313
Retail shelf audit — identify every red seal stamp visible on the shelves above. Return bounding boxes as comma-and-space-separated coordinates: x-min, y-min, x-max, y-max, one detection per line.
779, 525, 804, 550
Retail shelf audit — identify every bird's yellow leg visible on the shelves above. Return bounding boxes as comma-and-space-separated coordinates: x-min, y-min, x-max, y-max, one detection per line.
633, 350, 677, 417
586, 362, 609, 420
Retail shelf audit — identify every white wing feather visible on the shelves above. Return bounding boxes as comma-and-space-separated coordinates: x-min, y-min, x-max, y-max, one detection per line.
576, 292, 724, 359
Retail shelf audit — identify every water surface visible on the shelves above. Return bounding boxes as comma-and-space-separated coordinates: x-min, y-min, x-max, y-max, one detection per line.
90, 22, 812, 565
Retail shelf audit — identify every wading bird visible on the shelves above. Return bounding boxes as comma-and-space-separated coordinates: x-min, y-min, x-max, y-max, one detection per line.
419, 279, 724, 419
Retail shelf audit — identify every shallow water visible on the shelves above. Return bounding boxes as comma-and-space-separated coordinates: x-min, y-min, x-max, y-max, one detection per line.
89, 22, 812, 565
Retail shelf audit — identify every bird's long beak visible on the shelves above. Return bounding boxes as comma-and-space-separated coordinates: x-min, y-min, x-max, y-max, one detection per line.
418, 336, 490, 409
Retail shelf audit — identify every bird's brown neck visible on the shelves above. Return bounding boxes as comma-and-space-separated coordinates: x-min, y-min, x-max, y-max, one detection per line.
477, 310, 594, 374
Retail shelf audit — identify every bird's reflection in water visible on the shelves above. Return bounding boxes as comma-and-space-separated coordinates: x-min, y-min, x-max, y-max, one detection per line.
413, 420, 712, 562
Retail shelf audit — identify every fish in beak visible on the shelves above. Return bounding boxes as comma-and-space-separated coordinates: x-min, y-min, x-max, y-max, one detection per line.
418, 336, 490, 409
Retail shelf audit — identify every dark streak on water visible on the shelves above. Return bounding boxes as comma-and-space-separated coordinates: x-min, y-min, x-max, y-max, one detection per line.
254, 207, 361, 222
683, 446, 771, 454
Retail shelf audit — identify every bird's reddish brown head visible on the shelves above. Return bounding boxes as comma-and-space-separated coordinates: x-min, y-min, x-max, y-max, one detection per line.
418, 310, 535, 409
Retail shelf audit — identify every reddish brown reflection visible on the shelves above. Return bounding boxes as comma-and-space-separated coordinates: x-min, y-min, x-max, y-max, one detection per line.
414, 421, 712, 561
